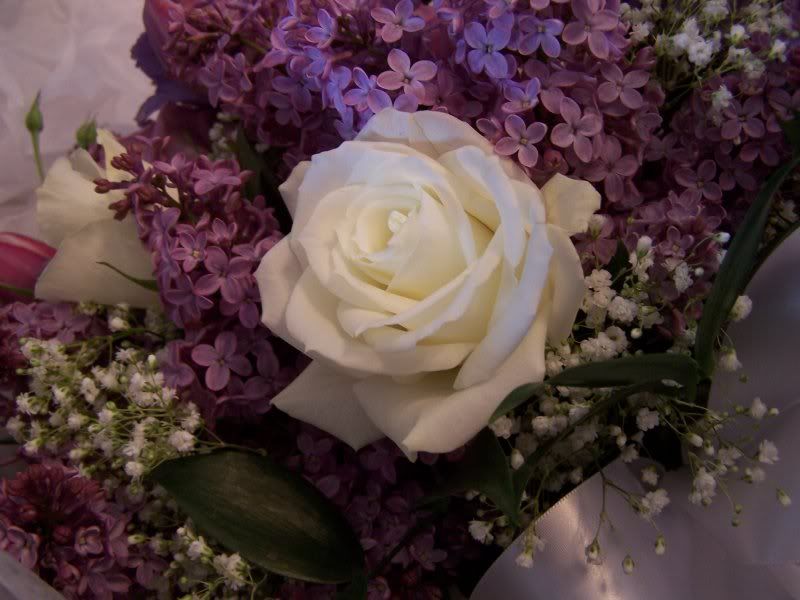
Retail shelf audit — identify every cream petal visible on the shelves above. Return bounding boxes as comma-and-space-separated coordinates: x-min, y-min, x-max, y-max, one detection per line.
96, 129, 129, 182
35, 218, 159, 309
437, 147, 526, 266
454, 218, 553, 389
271, 361, 383, 451
255, 236, 305, 346
354, 301, 550, 454
69, 148, 105, 180
35, 156, 115, 247
544, 224, 586, 343
356, 109, 495, 158
278, 160, 311, 219
286, 270, 475, 375
541, 173, 601, 235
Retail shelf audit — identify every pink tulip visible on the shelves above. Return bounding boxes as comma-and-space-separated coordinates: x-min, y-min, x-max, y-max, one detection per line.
0, 233, 56, 302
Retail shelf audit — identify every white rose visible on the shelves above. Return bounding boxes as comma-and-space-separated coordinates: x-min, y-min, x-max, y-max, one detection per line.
34, 129, 159, 308
256, 109, 599, 454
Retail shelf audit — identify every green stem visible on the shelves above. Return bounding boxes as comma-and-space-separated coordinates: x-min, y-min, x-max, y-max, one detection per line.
0, 282, 34, 298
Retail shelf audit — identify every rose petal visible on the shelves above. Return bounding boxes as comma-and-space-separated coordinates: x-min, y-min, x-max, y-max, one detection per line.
354, 302, 550, 453
540, 173, 601, 235
255, 236, 305, 345
278, 160, 311, 219
272, 362, 383, 450
35, 218, 160, 308
544, 224, 585, 342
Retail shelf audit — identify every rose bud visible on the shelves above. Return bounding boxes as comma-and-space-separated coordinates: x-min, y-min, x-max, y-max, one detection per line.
0, 233, 55, 302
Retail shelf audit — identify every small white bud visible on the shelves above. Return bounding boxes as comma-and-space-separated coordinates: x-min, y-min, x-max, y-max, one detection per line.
687, 433, 703, 448
777, 489, 792, 507
654, 535, 666, 555
631, 328, 642, 339
622, 555, 635, 574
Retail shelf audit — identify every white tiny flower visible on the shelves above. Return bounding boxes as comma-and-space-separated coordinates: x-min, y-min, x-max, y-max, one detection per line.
187, 538, 212, 560
750, 397, 767, 420
714, 231, 731, 244
777, 489, 792, 507
702, 0, 728, 20
510, 449, 525, 470
569, 467, 583, 485
621, 444, 639, 463
67, 413, 88, 431
108, 317, 129, 332
717, 446, 742, 467
718, 349, 742, 372
168, 430, 196, 453
469, 521, 494, 544
630, 21, 653, 42
125, 461, 146, 479
586, 269, 613, 290
639, 489, 670, 518
636, 408, 659, 432
770, 39, 788, 62
214, 553, 247, 589
98, 408, 114, 425
687, 433, 703, 448
691, 468, 717, 504
729, 24, 748, 43
671, 261, 693, 293
642, 466, 659, 486
745, 466, 766, 483
515, 551, 534, 568
490, 416, 514, 439
758, 440, 779, 464
607, 296, 638, 324
730, 296, 753, 322
654, 535, 666, 555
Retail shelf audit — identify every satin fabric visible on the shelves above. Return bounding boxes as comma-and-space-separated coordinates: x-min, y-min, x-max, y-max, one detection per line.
473, 230, 800, 599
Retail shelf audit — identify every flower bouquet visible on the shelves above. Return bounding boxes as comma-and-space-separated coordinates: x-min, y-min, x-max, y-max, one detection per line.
1, 0, 799, 598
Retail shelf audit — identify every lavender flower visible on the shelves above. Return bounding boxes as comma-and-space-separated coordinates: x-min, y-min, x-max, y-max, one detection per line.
194, 247, 251, 304
502, 78, 541, 113
550, 97, 602, 162
345, 68, 392, 114
191, 331, 252, 391
463, 21, 511, 78
518, 16, 564, 58
597, 64, 649, 109
495, 115, 547, 167
371, 0, 425, 43
562, 0, 619, 59
377, 50, 436, 100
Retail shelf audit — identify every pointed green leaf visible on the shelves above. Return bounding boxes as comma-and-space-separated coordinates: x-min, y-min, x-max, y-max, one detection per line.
491, 353, 699, 421
96, 261, 158, 291
150, 450, 364, 584
426, 428, 519, 525
694, 154, 800, 375
781, 113, 800, 153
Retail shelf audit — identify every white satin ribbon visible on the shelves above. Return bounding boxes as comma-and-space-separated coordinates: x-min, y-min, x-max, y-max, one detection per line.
473, 230, 800, 599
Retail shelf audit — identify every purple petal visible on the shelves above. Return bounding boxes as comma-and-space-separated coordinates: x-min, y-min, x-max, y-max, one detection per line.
194, 273, 222, 296
541, 34, 561, 58
587, 31, 609, 59
674, 168, 697, 188
377, 71, 405, 91
387, 49, 411, 74
574, 134, 593, 162
597, 81, 619, 103
368, 89, 392, 113
215, 331, 237, 358
467, 50, 487, 74
495, 137, 521, 156
559, 97, 581, 124
504, 114, 525, 138
743, 118, 765, 138
697, 160, 716, 181
604, 173, 624, 203
227, 355, 253, 377
614, 155, 639, 177
550, 123, 574, 148
396, 0, 414, 19
561, 22, 587, 45
371, 7, 396, 24
518, 145, 539, 168
484, 52, 508, 79
623, 70, 649, 88
464, 22, 487, 48
403, 16, 425, 32
577, 113, 602, 136
526, 121, 547, 143
619, 87, 643, 109
487, 25, 511, 50
600, 63, 623, 83
205, 362, 230, 391
191, 344, 218, 367
380, 23, 403, 43
721, 120, 741, 140
410, 60, 437, 81
703, 182, 723, 202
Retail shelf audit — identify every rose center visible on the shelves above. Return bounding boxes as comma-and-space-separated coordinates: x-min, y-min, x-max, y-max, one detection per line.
387, 210, 409, 234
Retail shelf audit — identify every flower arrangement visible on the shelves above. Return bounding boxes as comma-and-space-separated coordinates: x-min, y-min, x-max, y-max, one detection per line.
0, 0, 798, 598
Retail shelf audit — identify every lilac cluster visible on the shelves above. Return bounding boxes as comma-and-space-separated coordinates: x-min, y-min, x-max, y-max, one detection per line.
275, 425, 479, 599
96, 144, 299, 424
145, 0, 663, 200
0, 462, 141, 600
622, 26, 800, 328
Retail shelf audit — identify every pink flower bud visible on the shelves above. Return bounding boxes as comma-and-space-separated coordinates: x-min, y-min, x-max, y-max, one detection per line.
0, 233, 56, 301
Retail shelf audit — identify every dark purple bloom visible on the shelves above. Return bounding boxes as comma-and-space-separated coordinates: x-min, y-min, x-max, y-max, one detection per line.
495, 115, 547, 167
194, 247, 251, 304
739, 135, 782, 166
583, 136, 639, 202
597, 64, 648, 109
345, 68, 392, 114
163, 274, 213, 324
172, 230, 207, 272
197, 56, 239, 107
502, 78, 541, 113
464, 21, 511, 78
159, 341, 195, 388
220, 279, 261, 329
562, 0, 619, 59
377, 50, 436, 100
371, 0, 425, 43
409, 533, 447, 571
674, 159, 722, 202
192, 166, 242, 195
272, 65, 314, 113
191, 331, 252, 391
550, 97, 602, 162
721, 97, 766, 140
519, 16, 563, 58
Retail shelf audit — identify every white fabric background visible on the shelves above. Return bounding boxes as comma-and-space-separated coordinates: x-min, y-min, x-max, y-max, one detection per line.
0, 0, 151, 235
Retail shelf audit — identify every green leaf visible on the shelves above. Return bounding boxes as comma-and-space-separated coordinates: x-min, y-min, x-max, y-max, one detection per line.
491, 353, 700, 421
426, 429, 520, 525
694, 154, 800, 375
150, 449, 364, 584
232, 127, 264, 200
96, 262, 158, 292
76, 118, 98, 150
25, 91, 44, 182
0, 282, 34, 298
